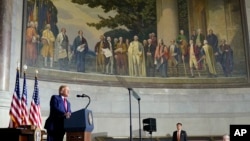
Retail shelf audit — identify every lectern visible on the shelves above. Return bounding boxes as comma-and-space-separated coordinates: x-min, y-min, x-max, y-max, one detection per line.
64, 108, 94, 141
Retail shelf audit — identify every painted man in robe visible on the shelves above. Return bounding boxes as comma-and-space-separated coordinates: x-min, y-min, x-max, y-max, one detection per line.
127, 35, 146, 77
201, 40, 217, 77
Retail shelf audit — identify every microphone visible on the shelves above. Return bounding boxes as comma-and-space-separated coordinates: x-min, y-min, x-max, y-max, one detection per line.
76, 94, 89, 98
76, 94, 91, 109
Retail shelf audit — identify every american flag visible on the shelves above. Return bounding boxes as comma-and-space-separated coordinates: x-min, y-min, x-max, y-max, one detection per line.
21, 72, 29, 125
9, 68, 22, 128
29, 76, 42, 128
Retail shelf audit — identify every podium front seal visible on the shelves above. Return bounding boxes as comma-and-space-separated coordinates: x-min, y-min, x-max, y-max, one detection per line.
34, 128, 41, 141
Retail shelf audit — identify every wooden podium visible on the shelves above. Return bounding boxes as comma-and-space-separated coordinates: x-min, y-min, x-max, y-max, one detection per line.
64, 108, 94, 141
0, 127, 42, 141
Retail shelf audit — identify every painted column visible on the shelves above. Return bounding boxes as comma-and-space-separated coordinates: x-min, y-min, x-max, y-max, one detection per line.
0, 0, 12, 91
156, 0, 179, 42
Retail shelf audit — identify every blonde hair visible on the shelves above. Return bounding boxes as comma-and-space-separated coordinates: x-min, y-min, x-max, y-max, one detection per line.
59, 85, 68, 94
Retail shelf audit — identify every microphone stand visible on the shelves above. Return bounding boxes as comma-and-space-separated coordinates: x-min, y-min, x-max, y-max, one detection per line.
131, 89, 142, 141
77, 95, 91, 109
84, 96, 91, 109
138, 98, 142, 141
128, 88, 133, 141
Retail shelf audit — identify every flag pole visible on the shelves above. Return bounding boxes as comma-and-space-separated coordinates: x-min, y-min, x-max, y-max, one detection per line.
21, 64, 28, 125
17, 61, 20, 70
9, 62, 21, 128
35, 70, 38, 77
29, 69, 42, 129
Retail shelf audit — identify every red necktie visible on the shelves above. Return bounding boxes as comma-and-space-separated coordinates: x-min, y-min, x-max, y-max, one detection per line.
64, 98, 68, 112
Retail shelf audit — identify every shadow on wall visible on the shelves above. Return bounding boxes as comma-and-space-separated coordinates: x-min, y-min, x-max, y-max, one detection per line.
132, 129, 148, 138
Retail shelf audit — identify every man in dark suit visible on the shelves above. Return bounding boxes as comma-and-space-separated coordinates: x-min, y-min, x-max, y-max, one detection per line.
144, 38, 156, 77
72, 30, 89, 72
44, 85, 72, 141
172, 122, 187, 141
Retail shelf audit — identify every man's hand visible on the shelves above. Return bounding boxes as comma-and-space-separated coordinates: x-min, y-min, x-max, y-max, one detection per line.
65, 112, 71, 119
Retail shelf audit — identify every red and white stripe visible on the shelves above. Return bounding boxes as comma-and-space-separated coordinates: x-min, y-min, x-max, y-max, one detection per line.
9, 92, 22, 128
29, 100, 42, 128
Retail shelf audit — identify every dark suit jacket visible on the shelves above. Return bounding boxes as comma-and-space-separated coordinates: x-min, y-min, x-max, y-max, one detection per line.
144, 44, 156, 60
172, 130, 187, 141
72, 36, 89, 55
44, 95, 71, 133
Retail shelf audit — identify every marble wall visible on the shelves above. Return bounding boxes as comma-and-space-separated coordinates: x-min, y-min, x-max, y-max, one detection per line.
0, 0, 250, 140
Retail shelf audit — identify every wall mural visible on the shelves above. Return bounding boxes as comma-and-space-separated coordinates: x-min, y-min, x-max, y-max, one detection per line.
22, 0, 250, 88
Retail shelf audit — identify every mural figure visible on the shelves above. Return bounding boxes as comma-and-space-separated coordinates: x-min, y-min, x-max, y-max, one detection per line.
72, 30, 89, 72
155, 38, 169, 77
94, 35, 109, 74
176, 30, 188, 76
220, 39, 234, 77
201, 40, 217, 77
55, 27, 69, 71
194, 29, 205, 70
128, 36, 146, 77
188, 40, 200, 78
106, 36, 114, 75
168, 40, 180, 77
206, 29, 221, 64
114, 37, 127, 75
41, 24, 55, 68
25, 21, 39, 66
144, 38, 156, 77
